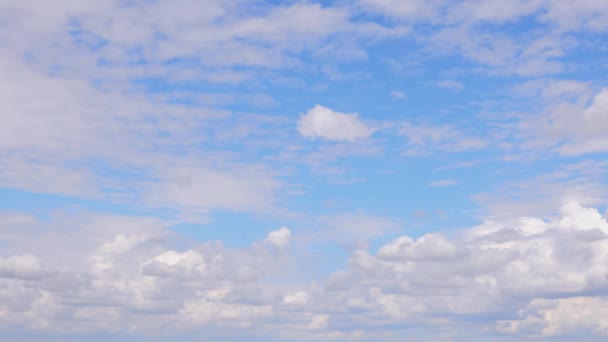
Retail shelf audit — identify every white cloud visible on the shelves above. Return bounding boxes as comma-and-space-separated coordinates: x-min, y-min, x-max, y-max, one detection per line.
0, 0, 408, 221
146, 165, 281, 221
2, 204, 608, 339
378, 233, 457, 260
316, 202, 608, 338
428, 26, 565, 76
474, 160, 608, 218
264, 227, 291, 250
142, 250, 207, 278
504, 297, 608, 336
519, 88, 608, 156
297, 105, 375, 142
541, 0, 608, 32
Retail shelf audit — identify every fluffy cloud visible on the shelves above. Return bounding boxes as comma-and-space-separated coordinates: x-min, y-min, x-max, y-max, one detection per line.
314, 202, 608, 339
0, 212, 301, 337
499, 297, 608, 336
264, 227, 291, 250
2, 203, 608, 339
297, 105, 375, 142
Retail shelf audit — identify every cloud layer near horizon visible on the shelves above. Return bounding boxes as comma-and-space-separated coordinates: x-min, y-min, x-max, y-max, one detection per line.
2, 203, 608, 340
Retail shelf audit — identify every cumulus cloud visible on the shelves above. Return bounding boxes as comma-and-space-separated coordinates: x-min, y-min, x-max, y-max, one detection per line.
264, 226, 291, 250
2, 203, 608, 339
297, 105, 375, 142
498, 296, 608, 336
312, 201, 608, 339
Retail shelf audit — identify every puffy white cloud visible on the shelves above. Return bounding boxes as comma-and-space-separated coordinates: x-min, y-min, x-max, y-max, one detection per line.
316, 201, 608, 338
378, 233, 457, 260
142, 250, 207, 278
297, 105, 375, 142
2, 203, 608, 339
498, 297, 608, 336
264, 226, 291, 250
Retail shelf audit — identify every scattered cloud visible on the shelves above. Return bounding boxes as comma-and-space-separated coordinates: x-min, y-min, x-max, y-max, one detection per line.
264, 227, 291, 250
1, 0, 608, 340
518, 88, 608, 156
297, 105, 375, 142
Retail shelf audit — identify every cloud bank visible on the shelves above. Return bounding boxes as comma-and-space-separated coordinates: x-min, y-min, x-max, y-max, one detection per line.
2, 203, 608, 340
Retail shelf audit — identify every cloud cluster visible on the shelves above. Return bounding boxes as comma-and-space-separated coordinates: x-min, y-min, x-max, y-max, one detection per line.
2, 203, 608, 340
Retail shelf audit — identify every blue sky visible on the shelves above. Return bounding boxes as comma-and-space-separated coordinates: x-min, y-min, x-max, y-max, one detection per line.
1, 0, 608, 340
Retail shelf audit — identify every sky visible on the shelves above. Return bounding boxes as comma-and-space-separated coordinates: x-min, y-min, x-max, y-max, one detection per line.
1, 0, 608, 341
